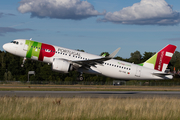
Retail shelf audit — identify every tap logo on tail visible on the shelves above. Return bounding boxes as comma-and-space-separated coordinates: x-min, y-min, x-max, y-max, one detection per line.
140, 44, 176, 72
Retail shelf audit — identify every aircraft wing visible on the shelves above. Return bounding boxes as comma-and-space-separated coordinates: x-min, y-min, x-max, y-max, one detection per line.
71, 48, 120, 69
72, 57, 111, 68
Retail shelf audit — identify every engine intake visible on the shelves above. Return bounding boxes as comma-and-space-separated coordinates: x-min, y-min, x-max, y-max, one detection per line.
52, 58, 72, 73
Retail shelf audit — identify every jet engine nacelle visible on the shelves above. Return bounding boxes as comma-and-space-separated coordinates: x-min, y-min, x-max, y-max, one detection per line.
52, 58, 72, 73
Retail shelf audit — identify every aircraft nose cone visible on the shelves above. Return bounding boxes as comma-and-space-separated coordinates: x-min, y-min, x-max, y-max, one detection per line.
3, 43, 10, 52
3, 44, 8, 51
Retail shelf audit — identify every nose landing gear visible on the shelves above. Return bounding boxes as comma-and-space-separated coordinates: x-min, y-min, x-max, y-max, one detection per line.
21, 57, 26, 67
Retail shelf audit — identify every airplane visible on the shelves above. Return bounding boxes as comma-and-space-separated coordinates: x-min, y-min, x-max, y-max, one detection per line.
3, 39, 177, 80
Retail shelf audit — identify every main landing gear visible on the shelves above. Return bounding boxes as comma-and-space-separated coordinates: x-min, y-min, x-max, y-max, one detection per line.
78, 72, 84, 81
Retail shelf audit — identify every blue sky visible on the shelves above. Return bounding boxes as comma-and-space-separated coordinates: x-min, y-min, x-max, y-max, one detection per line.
1, 0, 180, 58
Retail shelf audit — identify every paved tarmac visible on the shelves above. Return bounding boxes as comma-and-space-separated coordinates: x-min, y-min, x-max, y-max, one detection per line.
1, 91, 180, 98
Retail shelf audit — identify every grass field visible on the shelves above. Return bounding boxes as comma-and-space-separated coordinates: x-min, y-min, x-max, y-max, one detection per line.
0, 85, 180, 120
0, 96, 180, 120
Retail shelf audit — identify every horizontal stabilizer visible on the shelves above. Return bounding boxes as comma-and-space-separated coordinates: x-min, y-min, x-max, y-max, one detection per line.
152, 72, 173, 77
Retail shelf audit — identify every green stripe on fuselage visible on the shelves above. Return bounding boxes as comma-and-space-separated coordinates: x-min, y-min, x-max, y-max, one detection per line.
138, 63, 143, 66
26, 40, 42, 59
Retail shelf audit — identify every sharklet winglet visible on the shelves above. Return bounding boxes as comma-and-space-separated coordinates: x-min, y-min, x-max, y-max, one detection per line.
108, 48, 120, 58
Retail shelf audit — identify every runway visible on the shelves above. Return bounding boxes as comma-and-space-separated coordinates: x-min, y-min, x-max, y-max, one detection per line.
1, 91, 180, 98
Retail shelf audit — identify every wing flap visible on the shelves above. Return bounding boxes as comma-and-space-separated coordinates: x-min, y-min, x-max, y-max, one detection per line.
72, 57, 111, 68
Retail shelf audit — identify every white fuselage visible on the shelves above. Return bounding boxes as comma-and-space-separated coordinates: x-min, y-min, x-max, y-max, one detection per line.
3, 39, 172, 80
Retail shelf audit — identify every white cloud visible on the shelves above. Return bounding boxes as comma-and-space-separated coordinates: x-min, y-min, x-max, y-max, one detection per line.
18, 0, 105, 20
98, 0, 180, 25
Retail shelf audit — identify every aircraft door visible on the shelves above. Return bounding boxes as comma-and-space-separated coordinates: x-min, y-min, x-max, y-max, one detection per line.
23, 44, 29, 51
135, 66, 142, 77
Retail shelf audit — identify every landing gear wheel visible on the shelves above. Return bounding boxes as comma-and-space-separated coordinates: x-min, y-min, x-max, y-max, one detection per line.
79, 76, 84, 81
77, 72, 84, 81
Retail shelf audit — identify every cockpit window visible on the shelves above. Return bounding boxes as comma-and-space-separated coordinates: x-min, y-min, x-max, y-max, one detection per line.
11, 41, 19, 45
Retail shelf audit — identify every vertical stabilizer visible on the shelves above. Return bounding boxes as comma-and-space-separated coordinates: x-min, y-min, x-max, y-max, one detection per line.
141, 44, 177, 72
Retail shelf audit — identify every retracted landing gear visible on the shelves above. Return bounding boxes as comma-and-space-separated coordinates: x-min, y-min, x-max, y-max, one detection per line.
21, 57, 26, 67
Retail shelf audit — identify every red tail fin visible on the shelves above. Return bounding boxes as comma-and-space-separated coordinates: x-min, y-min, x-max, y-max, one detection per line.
154, 44, 176, 72
143, 44, 176, 72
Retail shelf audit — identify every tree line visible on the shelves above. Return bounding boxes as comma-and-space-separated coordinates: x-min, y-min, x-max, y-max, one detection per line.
0, 50, 180, 82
